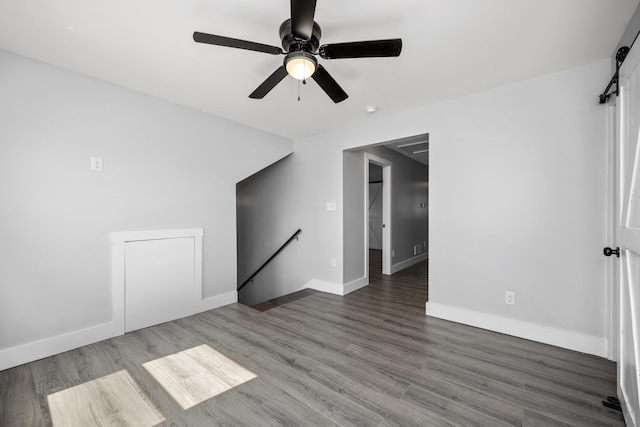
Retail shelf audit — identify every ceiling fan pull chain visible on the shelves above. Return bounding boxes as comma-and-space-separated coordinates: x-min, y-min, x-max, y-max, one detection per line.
297, 61, 309, 101
303, 59, 307, 85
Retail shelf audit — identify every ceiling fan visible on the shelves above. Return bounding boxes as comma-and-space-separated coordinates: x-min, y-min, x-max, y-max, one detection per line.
193, 0, 403, 103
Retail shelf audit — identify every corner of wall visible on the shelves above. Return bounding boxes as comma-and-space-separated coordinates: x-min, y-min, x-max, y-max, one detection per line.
344, 276, 368, 295
391, 253, 428, 275
305, 278, 347, 296
201, 291, 238, 312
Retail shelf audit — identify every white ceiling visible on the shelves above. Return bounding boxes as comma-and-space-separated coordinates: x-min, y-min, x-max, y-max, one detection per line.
386, 133, 429, 166
0, 0, 637, 140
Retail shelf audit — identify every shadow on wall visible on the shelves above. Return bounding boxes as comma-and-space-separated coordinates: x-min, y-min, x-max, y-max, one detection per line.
236, 154, 307, 306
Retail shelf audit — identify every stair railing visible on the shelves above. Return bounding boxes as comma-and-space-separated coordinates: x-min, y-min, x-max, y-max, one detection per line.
238, 229, 302, 292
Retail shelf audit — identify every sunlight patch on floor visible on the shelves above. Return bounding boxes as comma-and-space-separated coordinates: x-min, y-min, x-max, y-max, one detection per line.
47, 370, 164, 427
143, 344, 257, 409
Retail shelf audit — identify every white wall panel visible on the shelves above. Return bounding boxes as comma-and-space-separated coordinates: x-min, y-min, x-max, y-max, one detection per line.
125, 237, 194, 332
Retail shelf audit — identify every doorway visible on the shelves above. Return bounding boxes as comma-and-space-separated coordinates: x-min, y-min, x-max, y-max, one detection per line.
365, 153, 392, 278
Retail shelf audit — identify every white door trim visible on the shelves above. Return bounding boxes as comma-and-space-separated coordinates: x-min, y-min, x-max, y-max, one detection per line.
606, 97, 620, 362
365, 153, 392, 276
110, 228, 203, 336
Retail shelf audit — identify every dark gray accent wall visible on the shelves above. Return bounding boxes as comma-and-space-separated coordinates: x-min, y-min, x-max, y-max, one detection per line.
236, 154, 309, 306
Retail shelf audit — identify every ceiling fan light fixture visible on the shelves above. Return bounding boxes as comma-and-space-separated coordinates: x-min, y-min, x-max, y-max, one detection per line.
285, 52, 317, 80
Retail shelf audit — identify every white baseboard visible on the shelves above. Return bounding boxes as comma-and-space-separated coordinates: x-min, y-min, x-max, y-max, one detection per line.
0, 291, 240, 371
201, 291, 238, 312
305, 278, 344, 295
304, 277, 368, 296
618, 385, 635, 427
425, 302, 607, 357
391, 253, 428, 275
0, 322, 114, 371
344, 276, 368, 295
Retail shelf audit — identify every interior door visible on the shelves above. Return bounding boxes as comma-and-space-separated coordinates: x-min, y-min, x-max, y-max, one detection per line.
617, 41, 640, 427
369, 182, 383, 250
365, 153, 392, 276
607, 90, 620, 362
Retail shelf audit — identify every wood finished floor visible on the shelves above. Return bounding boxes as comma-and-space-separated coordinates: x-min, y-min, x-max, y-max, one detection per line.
252, 288, 319, 312
46, 369, 165, 426
0, 250, 624, 426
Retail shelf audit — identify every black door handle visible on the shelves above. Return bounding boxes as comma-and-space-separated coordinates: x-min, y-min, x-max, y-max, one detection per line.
604, 247, 620, 257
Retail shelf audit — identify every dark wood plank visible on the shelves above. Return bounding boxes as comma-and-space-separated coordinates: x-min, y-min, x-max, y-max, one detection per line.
0, 364, 44, 427
307, 363, 459, 426
401, 383, 518, 427
420, 347, 624, 426
346, 344, 523, 426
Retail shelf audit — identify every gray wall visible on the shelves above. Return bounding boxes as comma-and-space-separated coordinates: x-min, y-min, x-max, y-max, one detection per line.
343, 145, 429, 284
294, 58, 610, 354
343, 151, 365, 283
236, 154, 309, 306
0, 50, 293, 354
0, 47, 615, 365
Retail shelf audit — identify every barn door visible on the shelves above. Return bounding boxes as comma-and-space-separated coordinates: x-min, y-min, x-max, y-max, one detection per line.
617, 41, 640, 427
369, 182, 383, 250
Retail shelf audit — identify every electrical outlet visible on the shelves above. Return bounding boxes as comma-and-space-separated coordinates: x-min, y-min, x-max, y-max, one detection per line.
504, 291, 516, 305
91, 157, 103, 172
391, 250, 395, 258
330, 258, 337, 267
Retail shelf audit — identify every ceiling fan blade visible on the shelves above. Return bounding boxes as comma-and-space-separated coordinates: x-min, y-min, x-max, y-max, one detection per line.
319, 38, 402, 59
311, 65, 348, 103
249, 66, 289, 99
290, 0, 317, 40
193, 32, 283, 55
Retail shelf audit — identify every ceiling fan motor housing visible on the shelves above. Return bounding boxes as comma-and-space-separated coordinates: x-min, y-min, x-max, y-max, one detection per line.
279, 19, 322, 53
